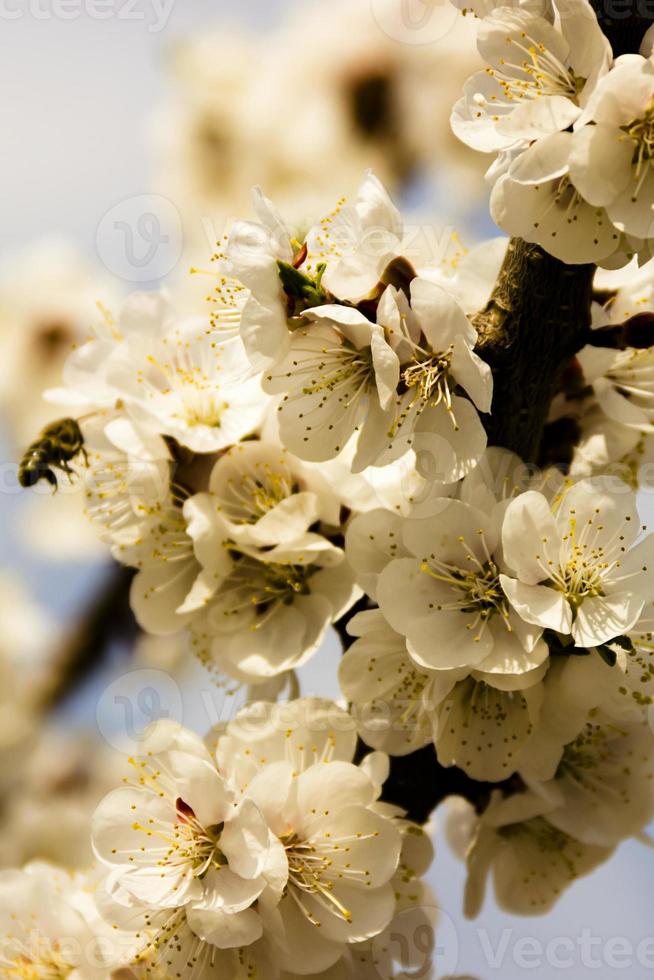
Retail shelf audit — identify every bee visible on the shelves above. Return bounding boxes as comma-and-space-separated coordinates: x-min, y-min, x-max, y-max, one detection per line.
19, 417, 87, 490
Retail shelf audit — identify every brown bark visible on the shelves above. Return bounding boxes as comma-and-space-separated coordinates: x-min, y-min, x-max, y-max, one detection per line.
368, 6, 652, 823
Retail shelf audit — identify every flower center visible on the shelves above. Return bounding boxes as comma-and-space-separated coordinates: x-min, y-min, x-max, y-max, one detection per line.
300, 341, 375, 398
142, 352, 229, 430
181, 395, 229, 428
402, 349, 453, 406
420, 537, 512, 643
389, 347, 458, 436
131, 796, 226, 879
223, 467, 298, 524
281, 833, 353, 926
480, 33, 582, 108
0, 940, 72, 980
218, 551, 318, 627
551, 515, 608, 610
625, 102, 654, 169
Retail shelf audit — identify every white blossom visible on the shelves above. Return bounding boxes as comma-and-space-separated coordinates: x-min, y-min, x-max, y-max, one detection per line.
371, 500, 547, 673
500, 477, 654, 647
264, 276, 490, 478
569, 54, 654, 240
464, 789, 614, 916
451, 0, 610, 155
93, 721, 287, 973
186, 508, 359, 683
489, 132, 631, 264
0, 863, 124, 979
213, 699, 404, 975
223, 172, 403, 372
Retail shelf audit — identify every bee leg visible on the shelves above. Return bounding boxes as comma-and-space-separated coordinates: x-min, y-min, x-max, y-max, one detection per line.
44, 469, 58, 492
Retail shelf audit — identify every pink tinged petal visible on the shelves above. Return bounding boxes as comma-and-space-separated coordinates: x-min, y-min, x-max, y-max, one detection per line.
500, 575, 573, 634
409, 278, 477, 349
568, 125, 633, 206
572, 591, 645, 646
501, 491, 558, 584
186, 904, 263, 950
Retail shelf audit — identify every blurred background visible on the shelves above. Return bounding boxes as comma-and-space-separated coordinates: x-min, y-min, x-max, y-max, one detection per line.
1, 1, 653, 977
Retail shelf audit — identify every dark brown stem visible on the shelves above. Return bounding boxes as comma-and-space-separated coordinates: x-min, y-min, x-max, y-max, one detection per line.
350, 9, 653, 823
37, 565, 138, 712
473, 241, 595, 462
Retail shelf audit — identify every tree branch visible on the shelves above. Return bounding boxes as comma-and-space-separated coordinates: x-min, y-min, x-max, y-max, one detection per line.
361, 9, 653, 824
37, 565, 138, 712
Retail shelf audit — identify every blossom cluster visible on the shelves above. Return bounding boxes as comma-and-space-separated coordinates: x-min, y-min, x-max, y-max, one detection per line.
10, 167, 652, 939
452, 0, 654, 265
9, 0, 654, 958
10, 162, 654, 935
0, 702, 434, 980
